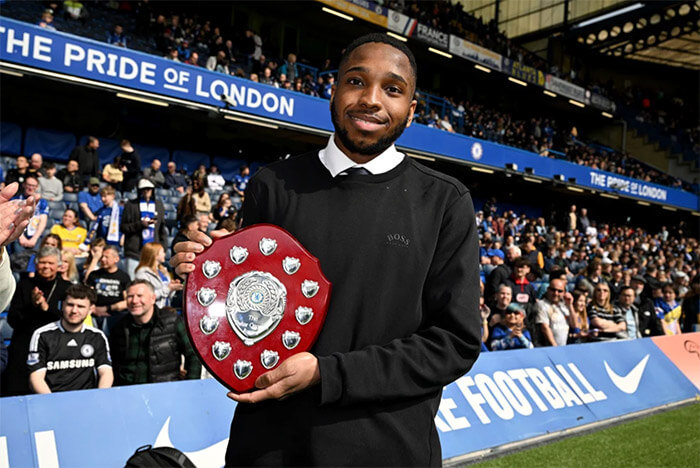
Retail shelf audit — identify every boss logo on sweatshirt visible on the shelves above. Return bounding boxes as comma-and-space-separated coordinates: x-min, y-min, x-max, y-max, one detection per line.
386, 233, 410, 248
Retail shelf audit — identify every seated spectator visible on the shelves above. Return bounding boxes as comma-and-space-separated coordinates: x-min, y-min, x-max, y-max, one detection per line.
164, 161, 187, 193
121, 179, 166, 278
213, 193, 234, 224
86, 245, 130, 335
533, 278, 570, 346
177, 40, 191, 61
49, 208, 87, 255
69, 137, 100, 187
197, 213, 211, 233
171, 214, 198, 256
490, 303, 534, 350
207, 165, 225, 191
185, 51, 200, 67
28, 284, 113, 394
193, 164, 208, 182
58, 251, 80, 284
134, 242, 182, 308
165, 47, 180, 62
107, 24, 127, 48
109, 280, 201, 385
38, 162, 63, 201
5, 155, 32, 186
655, 284, 682, 335
13, 175, 48, 254
232, 165, 250, 209
176, 186, 197, 222
479, 295, 490, 351
4, 247, 71, 396
119, 140, 141, 192
57, 160, 81, 193
259, 67, 277, 86
588, 282, 627, 341
504, 257, 537, 312
143, 159, 165, 188
102, 156, 124, 191
26, 234, 62, 278
567, 290, 589, 344
37, 9, 56, 31
192, 177, 211, 215
30, 153, 44, 177
321, 74, 334, 99
78, 177, 103, 222
82, 237, 106, 281
488, 284, 512, 330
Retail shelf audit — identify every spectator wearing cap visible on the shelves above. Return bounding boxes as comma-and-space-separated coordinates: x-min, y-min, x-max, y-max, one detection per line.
533, 277, 571, 346
490, 303, 533, 350
485, 248, 511, 302
38, 9, 56, 31
69, 137, 100, 187
120, 179, 166, 279
78, 177, 103, 222
504, 257, 537, 312
483, 248, 504, 277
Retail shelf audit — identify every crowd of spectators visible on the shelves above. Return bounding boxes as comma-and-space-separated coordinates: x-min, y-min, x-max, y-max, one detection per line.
476, 201, 698, 352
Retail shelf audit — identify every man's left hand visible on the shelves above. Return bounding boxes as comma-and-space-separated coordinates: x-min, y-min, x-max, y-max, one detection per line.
0, 182, 35, 248
227, 352, 320, 404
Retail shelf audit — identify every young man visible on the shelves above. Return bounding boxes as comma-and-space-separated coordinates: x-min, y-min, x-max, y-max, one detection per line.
27, 284, 113, 393
90, 186, 123, 247
5, 155, 31, 186
57, 160, 81, 193
109, 280, 200, 385
172, 34, 480, 466
86, 245, 130, 334
69, 136, 100, 186
38, 162, 63, 201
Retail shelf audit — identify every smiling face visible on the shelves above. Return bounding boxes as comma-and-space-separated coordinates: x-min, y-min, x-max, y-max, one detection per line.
126, 283, 156, 324
62, 296, 93, 327
330, 42, 416, 163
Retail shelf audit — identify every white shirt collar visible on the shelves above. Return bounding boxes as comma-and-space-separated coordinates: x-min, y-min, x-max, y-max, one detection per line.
318, 134, 404, 178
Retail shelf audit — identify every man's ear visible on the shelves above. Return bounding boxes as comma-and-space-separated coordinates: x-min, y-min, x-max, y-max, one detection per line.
406, 99, 417, 128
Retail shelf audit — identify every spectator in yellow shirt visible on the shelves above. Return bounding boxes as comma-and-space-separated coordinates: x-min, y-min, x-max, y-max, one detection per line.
50, 209, 87, 255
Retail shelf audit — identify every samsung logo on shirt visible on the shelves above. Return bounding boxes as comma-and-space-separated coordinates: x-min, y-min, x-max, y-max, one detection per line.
47, 359, 95, 370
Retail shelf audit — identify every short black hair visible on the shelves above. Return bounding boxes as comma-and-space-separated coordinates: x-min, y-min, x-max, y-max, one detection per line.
66, 284, 97, 305
338, 33, 418, 92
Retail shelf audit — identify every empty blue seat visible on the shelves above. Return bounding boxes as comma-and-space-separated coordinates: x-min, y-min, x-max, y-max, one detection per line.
48, 201, 66, 212
63, 192, 78, 203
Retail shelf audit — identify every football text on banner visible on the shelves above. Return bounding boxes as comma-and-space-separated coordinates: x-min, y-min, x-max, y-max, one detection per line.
438, 339, 698, 461
448, 35, 502, 71
544, 74, 588, 103
501, 57, 545, 86
316, 0, 388, 27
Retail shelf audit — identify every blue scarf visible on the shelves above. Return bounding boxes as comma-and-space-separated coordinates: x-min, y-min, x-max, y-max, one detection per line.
139, 199, 156, 245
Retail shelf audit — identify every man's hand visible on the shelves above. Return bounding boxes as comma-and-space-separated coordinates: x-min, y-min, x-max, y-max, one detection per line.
170, 228, 232, 277
0, 183, 35, 249
227, 352, 320, 404
32, 287, 48, 310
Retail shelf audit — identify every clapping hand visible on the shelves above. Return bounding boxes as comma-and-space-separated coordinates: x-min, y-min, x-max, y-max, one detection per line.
0, 182, 35, 249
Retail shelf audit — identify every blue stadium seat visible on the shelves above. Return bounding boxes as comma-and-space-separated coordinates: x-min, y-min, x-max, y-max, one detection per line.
63, 192, 78, 203
165, 210, 178, 228
48, 201, 66, 212
24, 128, 76, 161
0, 122, 22, 156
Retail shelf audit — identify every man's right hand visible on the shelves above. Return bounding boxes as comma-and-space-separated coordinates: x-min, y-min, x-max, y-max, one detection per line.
0, 183, 35, 249
170, 228, 232, 277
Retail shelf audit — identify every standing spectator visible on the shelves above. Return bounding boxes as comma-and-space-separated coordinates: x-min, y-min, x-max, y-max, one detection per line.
69, 137, 100, 186
171, 215, 198, 256
176, 186, 197, 222
588, 282, 627, 341
232, 165, 250, 209
119, 140, 141, 192
4, 247, 71, 396
164, 47, 180, 62
533, 278, 570, 346
86, 245, 130, 334
488, 284, 513, 330
109, 280, 201, 385
38, 162, 63, 201
655, 284, 682, 335
90, 186, 123, 247
578, 207, 590, 232
490, 303, 534, 350
30, 153, 44, 177
78, 177, 102, 222
207, 165, 226, 192
121, 179, 166, 278
567, 290, 589, 343
191, 177, 211, 215
57, 160, 81, 193
567, 204, 577, 232
143, 159, 165, 187
37, 9, 56, 31
630, 275, 663, 337
27, 284, 113, 393
485, 248, 512, 302
321, 74, 334, 99
504, 257, 537, 311
278, 53, 299, 82
164, 161, 187, 193
49, 209, 87, 255
107, 24, 127, 47
616, 286, 641, 339
5, 155, 31, 186
134, 242, 182, 308
682, 275, 699, 332
102, 156, 124, 191
13, 175, 48, 253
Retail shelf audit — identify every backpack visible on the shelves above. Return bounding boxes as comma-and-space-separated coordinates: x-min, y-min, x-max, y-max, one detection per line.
125, 445, 196, 468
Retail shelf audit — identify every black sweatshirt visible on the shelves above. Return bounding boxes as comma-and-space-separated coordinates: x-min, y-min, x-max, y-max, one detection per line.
225, 151, 481, 467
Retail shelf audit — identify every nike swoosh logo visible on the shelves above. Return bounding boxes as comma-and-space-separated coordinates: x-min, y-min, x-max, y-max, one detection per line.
155, 416, 228, 467
604, 354, 650, 394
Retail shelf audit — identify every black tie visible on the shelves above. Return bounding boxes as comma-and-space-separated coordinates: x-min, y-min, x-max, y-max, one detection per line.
342, 167, 371, 176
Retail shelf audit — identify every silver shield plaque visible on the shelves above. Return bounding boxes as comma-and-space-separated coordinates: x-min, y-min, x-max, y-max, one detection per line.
226, 271, 287, 346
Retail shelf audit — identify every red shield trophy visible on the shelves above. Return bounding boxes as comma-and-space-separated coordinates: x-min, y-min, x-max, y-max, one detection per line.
184, 224, 331, 392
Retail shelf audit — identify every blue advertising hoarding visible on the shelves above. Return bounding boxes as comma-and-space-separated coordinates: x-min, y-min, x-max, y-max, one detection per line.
1, 338, 697, 467
0, 18, 696, 211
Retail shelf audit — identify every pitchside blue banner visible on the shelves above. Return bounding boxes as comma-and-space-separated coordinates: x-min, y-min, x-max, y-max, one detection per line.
0, 18, 696, 211
1, 339, 697, 467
